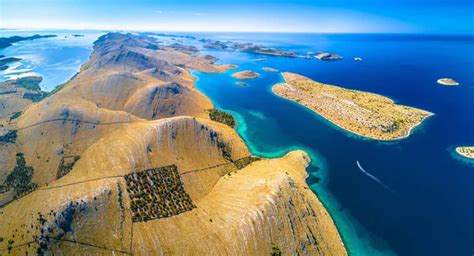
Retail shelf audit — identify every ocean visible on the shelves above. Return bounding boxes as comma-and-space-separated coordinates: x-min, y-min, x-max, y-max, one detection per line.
1, 30, 473, 255
0, 30, 103, 91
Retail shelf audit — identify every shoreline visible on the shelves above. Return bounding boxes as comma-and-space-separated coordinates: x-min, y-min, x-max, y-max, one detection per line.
272, 73, 434, 141
192, 70, 348, 255
272, 84, 434, 141
454, 146, 474, 160
194, 68, 403, 256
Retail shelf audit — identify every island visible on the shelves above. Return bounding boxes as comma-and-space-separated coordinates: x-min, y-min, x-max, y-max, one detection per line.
233, 42, 297, 57
263, 67, 278, 72
315, 52, 343, 60
0, 33, 346, 256
455, 146, 474, 159
0, 34, 56, 49
199, 39, 298, 58
272, 72, 433, 140
203, 40, 228, 50
437, 78, 459, 86
232, 70, 261, 79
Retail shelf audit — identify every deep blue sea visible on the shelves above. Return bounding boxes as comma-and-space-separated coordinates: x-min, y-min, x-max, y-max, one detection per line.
2, 31, 473, 255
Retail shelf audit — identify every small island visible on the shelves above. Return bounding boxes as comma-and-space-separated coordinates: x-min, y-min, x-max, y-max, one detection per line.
233, 42, 297, 57
315, 52, 343, 60
203, 40, 228, 50
232, 70, 260, 79
272, 72, 433, 140
455, 146, 474, 159
437, 78, 459, 86
263, 67, 278, 72
236, 81, 247, 86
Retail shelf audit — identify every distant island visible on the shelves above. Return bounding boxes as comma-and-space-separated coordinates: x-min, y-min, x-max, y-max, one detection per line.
234, 42, 298, 57
200, 38, 298, 57
455, 146, 474, 159
232, 70, 261, 79
0, 34, 56, 49
203, 40, 228, 50
273, 72, 433, 140
315, 52, 343, 60
437, 78, 459, 86
263, 67, 278, 72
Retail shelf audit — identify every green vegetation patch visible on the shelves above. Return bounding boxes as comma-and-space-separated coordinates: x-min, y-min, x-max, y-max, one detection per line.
233, 156, 261, 169
209, 109, 236, 128
56, 156, 81, 179
125, 165, 195, 222
9, 111, 21, 122
0, 130, 17, 143
271, 244, 282, 256
0, 76, 42, 91
3, 153, 37, 198
46, 72, 79, 98
208, 130, 233, 161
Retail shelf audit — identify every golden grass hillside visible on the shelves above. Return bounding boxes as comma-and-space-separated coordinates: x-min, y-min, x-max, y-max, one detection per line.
0, 33, 346, 255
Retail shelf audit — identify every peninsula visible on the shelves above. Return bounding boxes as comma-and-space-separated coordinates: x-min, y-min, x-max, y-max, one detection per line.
0, 34, 56, 49
455, 146, 474, 159
273, 72, 433, 140
0, 33, 346, 255
232, 70, 261, 79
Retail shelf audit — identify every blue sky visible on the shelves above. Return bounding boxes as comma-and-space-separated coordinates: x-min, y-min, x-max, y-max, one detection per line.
0, 0, 473, 34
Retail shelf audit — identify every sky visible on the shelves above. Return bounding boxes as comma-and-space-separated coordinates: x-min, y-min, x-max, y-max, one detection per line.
0, 0, 473, 34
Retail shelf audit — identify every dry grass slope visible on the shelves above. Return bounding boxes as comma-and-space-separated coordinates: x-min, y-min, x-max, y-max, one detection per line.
0, 33, 346, 255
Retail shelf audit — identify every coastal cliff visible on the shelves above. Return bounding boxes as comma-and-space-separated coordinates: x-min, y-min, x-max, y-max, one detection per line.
0, 33, 346, 255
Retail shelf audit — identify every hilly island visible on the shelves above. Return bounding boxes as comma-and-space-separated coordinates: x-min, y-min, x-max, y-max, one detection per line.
0, 33, 346, 255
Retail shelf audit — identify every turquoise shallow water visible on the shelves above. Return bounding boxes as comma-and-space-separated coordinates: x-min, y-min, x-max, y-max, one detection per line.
191, 33, 474, 256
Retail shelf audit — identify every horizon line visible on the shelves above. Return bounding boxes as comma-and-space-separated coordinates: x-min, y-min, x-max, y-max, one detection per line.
1, 27, 473, 36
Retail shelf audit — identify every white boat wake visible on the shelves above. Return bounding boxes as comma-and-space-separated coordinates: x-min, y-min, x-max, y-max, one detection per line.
356, 161, 396, 194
